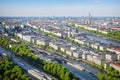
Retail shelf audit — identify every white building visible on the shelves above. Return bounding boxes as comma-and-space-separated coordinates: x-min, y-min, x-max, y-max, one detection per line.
60, 46, 67, 53
60, 45, 71, 53
87, 54, 93, 62
82, 53, 88, 60
49, 42, 63, 50
99, 43, 107, 51
66, 49, 73, 56
92, 56, 103, 65
23, 35, 35, 42
73, 50, 82, 58
91, 42, 100, 50
36, 37, 50, 46
105, 52, 117, 61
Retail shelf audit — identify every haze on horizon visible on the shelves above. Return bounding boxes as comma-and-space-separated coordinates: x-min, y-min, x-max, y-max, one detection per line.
0, 0, 120, 17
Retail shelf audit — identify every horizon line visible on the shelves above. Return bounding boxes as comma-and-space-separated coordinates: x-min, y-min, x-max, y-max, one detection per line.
0, 16, 120, 18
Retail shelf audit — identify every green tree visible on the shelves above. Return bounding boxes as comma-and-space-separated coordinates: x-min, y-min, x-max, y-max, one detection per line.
0, 75, 3, 80
98, 73, 105, 80
10, 74, 16, 80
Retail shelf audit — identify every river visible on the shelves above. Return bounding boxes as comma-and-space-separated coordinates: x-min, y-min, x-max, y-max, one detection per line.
86, 35, 120, 46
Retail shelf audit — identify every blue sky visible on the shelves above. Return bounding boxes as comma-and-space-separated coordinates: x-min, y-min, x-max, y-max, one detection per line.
0, 0, 120, 16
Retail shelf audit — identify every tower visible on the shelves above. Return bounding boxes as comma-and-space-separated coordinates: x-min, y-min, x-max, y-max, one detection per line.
88, 12, 92, 25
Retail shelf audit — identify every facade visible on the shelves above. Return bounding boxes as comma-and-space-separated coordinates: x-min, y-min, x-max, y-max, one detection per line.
87, 54, 93, 62
82, 53, 88, 60
36, 38, 49, 46
73, 50, 82, 58
92, 56, 102, 65
49, 42, 62, 50
107, 46, 120, 60
90, 42, 100, 50
66, 49, 73, 56
105, 52, 117, 61
60, 46, 66, 53
60, 45, 71, 53
99, 44, 107, 51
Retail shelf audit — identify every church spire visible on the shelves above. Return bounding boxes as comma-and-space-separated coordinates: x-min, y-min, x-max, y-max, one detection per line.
88, 12, 92, 25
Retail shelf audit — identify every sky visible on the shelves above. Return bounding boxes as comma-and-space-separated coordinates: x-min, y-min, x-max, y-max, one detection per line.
0, 0, 120, 17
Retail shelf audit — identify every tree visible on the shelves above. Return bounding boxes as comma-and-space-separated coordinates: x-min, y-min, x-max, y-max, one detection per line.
26, 77, 32, 80
0, 64, 4, 74
0, 75, 3, 80
43, 62, 78, 80
98, 73, 105, 80
112, 70, 119, 77
3, 77, 10, 80
65, 71, 72, 79
0, 56, 31, 80
98, 66, 120, 80
4, 70, 12, 77
21, 74, 28, 80
99, 62, 104, 70
10, 74, 16, 80
72, 77, 79, 80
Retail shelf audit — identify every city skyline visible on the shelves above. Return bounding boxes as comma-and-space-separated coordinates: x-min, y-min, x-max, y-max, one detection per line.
0, 0, 120, 17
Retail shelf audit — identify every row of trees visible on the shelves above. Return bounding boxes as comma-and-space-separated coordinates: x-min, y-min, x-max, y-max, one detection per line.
0, 36, 14, 49
43, 62, 79, 80
98, 66, 120, 80
11, 42, 43, 66
0, 56, 31, 80
0, 36, 43, 66
107, 31, 120, 41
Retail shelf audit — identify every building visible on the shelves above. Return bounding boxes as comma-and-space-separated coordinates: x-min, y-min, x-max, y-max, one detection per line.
105, 52, 117, 61
82, 53, 88, 60
66, 49, 73, 56
49, 41, 63, 50
60, 46, 67, 53
99, 43, 107, 51
72, 50, 82, 58
105, 62, 120, 73
74, 37, 88, 45
60, 45, 71, 53
110, 63, 120, 73
91, 41, 100, 50
107, 46, 120, 60
92, 56, 103, 65
87, 54, 93, 62
36, 37, 50, 46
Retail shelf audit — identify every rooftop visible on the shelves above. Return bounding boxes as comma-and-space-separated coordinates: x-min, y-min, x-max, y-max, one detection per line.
110, 62, 120, 67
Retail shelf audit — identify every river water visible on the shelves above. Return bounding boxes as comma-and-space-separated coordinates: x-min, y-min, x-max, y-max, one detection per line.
86, 35, 120, 46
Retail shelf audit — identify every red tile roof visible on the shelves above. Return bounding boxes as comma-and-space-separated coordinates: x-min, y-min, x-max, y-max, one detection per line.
110, 62, 120, 67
